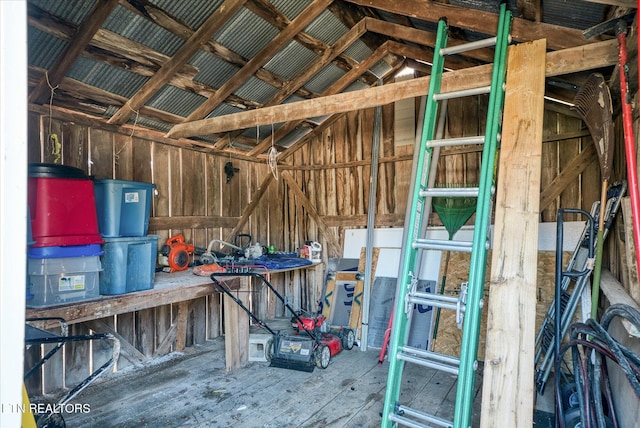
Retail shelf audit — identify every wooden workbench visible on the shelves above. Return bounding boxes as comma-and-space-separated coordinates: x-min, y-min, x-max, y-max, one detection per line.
26, 263, 322, 371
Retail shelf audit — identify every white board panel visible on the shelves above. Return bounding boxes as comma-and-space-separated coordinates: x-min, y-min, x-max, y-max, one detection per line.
344, 222, 585, 280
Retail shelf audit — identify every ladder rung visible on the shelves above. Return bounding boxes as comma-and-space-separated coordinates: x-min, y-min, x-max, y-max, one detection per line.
440, 36, 498, 56
427, 135, 484, 148
413, 239, 473, 252
420, 187, 479, 198
397, 346, 460, 375
407, 292, 462, 311
391, 405, 454, 428
434, 85, 491, 101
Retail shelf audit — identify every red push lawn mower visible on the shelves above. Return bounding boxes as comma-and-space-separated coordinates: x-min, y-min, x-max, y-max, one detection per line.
210, 272, 355, 372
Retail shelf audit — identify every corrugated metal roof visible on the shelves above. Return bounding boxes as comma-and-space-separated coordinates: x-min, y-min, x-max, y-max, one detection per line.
234, 77, 280, 105
303, 9, 349, 46
103, 5, 185, 57
263, 41, 319, 80
269, 0, 312, 21
344, 80, 371, 93
344, 39, 373, 63
30, 0, 97, 26
146, 85, 208, 118
241, 123, 283, 141
274, 126, 312, 148
206, 103, 245, 120
28, 27, 68, 69
543, 0, 607, 30
67, 57, 149, 98
368, 59, 391, 80
150, 0, 224, 30
304, 63, 345, 94
213, 8, 279, 60
189, 51, 241, 89
131, 115, 173, 133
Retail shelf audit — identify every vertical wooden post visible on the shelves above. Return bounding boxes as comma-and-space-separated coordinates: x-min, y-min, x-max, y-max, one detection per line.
223, 277, 249, 371
480, 39, 546, 428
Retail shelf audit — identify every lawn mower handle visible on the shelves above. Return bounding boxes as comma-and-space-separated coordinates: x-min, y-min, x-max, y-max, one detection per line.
210, 276, 277, 335
211, 272, 318, 343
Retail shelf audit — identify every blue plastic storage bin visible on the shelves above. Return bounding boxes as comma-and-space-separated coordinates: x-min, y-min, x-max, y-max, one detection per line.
27, 256, 102, 307
100, 235, 159, 295
29, 244, 103, 259
94, 179, 155, 237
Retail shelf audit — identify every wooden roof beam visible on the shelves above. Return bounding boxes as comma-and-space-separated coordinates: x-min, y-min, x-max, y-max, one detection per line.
167, 39, 618, 139
345, 0, 603, 50
28, 0, 119, 104
364, 17, 494, 63
212, 18, 368, 151
245, 41, 391, 156
108, 0, 249, 125
176, 0, 334, 125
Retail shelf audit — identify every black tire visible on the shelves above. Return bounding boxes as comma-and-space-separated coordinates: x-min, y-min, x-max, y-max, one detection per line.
341, 329, 355, 350
315, 344, 331, 369
266, 338, 274, 362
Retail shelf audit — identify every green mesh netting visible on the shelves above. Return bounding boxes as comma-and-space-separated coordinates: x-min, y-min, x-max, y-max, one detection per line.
432, 184, 478, 240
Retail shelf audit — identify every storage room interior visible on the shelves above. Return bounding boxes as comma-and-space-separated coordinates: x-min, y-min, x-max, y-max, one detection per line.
1, 1, 640, 427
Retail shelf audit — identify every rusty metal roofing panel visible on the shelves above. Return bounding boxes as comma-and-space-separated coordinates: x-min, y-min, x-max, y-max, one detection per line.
234, 77, 280, 105
29, 0, 97, 26
150, 0, 225, 30
263, 41, 319, 80
303, 9, 349, 46
213, 8, 279, 60
189, 51, 241, 89
28, 27, 68, 69
103, 4, 185, 57
270, 0, 312, 21
304, 63, 345, 94
67, 57, 149, 98
146, 85, 208, 118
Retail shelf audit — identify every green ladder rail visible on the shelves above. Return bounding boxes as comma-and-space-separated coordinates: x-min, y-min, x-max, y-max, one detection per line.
381, 4, 512, 428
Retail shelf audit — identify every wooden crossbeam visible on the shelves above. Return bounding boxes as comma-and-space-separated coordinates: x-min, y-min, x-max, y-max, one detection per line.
167, 39, 618, 139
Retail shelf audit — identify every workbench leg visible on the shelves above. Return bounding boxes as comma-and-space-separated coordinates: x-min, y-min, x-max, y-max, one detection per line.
223, 277, 249, 371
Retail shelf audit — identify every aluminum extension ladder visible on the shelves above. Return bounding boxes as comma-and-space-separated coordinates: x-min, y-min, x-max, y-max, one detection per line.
380, 5, 512, 428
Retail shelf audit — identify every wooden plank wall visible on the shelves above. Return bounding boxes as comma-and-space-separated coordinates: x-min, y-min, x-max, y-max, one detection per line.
26, 93, 605, 393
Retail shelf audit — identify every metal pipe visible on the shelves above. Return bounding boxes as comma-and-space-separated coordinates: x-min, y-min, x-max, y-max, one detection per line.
361, 79, 383, 351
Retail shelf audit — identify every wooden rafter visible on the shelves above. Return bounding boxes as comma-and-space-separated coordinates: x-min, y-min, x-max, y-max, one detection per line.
108, 0, 249, 125
245, 41, 392, 156
166, 39, 618, 139
281, 171, 342, 256
176, 0, 334, 125
212, 18, 368, 151
365, 18, 494, 63
28, 0, 119, 104
345, 0, 600, 50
